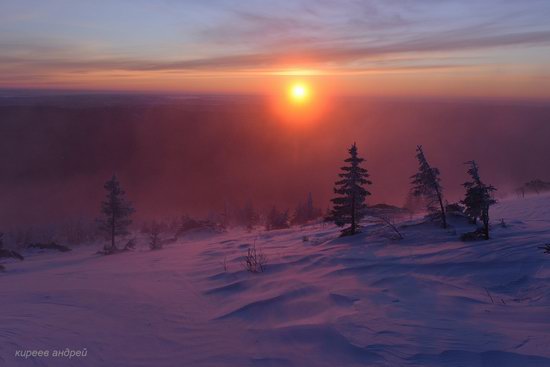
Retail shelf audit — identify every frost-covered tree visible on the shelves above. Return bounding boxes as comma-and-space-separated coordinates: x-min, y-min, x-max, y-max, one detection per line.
98, 175, 135, 252
462, 161, 484, 224
266, 206, 290, 230
524, 179, 550, 195
292, 192, 321, 225
242, 201, 259, 231
462, 161, 496, 240
149, 221, 163, 250
304, 192, 315, 220
64, 218, 94, 245
410, 145, 447, 228
331, 143, 372, 236
220, 201, 230, 229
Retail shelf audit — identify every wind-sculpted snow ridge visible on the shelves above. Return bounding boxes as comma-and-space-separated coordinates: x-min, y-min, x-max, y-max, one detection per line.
0, 195, 549, 366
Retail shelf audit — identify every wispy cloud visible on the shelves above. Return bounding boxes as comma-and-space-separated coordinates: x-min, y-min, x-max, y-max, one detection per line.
2, 28, 549, 75
1, 0, 550, 93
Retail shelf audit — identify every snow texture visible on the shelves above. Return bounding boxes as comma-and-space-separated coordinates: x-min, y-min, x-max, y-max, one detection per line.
1, 195, 549, 366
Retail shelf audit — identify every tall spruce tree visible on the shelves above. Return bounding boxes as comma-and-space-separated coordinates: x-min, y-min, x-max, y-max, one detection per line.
410, 145, 447, 228
331, 143, 372, 236
462, 161, 496, 240
99, 175, 135, 252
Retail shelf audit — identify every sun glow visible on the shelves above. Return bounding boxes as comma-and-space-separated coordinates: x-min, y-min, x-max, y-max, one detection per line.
270, 79, 331, 126
289, 83, 310, 104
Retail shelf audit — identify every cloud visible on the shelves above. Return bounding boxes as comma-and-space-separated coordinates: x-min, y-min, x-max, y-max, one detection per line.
1, 28, 549, 78
1, 0, 550, 83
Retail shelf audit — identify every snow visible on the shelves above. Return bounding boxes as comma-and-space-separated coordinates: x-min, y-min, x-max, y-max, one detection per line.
1, 195, 549, 366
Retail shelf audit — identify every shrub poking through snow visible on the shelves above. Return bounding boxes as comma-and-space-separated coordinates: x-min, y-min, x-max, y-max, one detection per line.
221, 256, 228, 272
242, 244, 267, 273
98, 175, 135, 254
461, 160, 497, 240
0, 248, 24, 261
371, 213, 404, 240
124, 238, 137, 251
330, 143, 372, 236
539, 244, 550, 254
149, 222, 163, 250
460, 228, 487, 242
0, 232, 24, 261
410, 145, 447, 228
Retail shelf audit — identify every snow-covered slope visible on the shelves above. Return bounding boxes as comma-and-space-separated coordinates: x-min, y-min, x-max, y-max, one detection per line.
1, 195, 549, 367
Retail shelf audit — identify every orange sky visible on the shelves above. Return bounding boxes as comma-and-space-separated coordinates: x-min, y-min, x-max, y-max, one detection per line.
1, 1, 550, 99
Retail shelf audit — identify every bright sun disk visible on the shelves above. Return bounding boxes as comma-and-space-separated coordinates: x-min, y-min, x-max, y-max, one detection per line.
289, 83, 309, 103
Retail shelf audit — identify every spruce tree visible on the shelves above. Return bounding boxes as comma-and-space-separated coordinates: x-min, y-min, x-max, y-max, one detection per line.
292, 192, 321, 225
462, 161, 496, 240
242, 202, 259, 231
99, 175, 135, 252
331, 143, 372, 236
410, 145, 447, 228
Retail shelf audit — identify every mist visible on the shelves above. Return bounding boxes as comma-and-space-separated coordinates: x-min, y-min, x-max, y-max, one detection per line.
1, 93, 549, 228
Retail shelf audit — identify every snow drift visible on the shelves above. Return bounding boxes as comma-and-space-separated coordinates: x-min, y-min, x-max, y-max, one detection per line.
1, 195, 549, 366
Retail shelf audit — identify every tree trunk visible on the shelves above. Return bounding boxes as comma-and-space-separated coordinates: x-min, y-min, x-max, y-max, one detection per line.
482, 208, 490, 240
350, 191, 356, 235
427, 165, 447, 229
436, 190, 447, 229
111, 214, 116, 250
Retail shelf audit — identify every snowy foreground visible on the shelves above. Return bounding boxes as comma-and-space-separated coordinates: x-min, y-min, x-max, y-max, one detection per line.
1, 196, 549, 367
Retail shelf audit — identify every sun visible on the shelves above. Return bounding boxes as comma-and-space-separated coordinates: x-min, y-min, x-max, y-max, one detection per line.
272, 80, 328, 124
289, 83, 310, 104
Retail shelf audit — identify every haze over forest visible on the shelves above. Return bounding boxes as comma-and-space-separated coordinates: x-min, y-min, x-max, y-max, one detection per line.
1, 93, 549, 227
